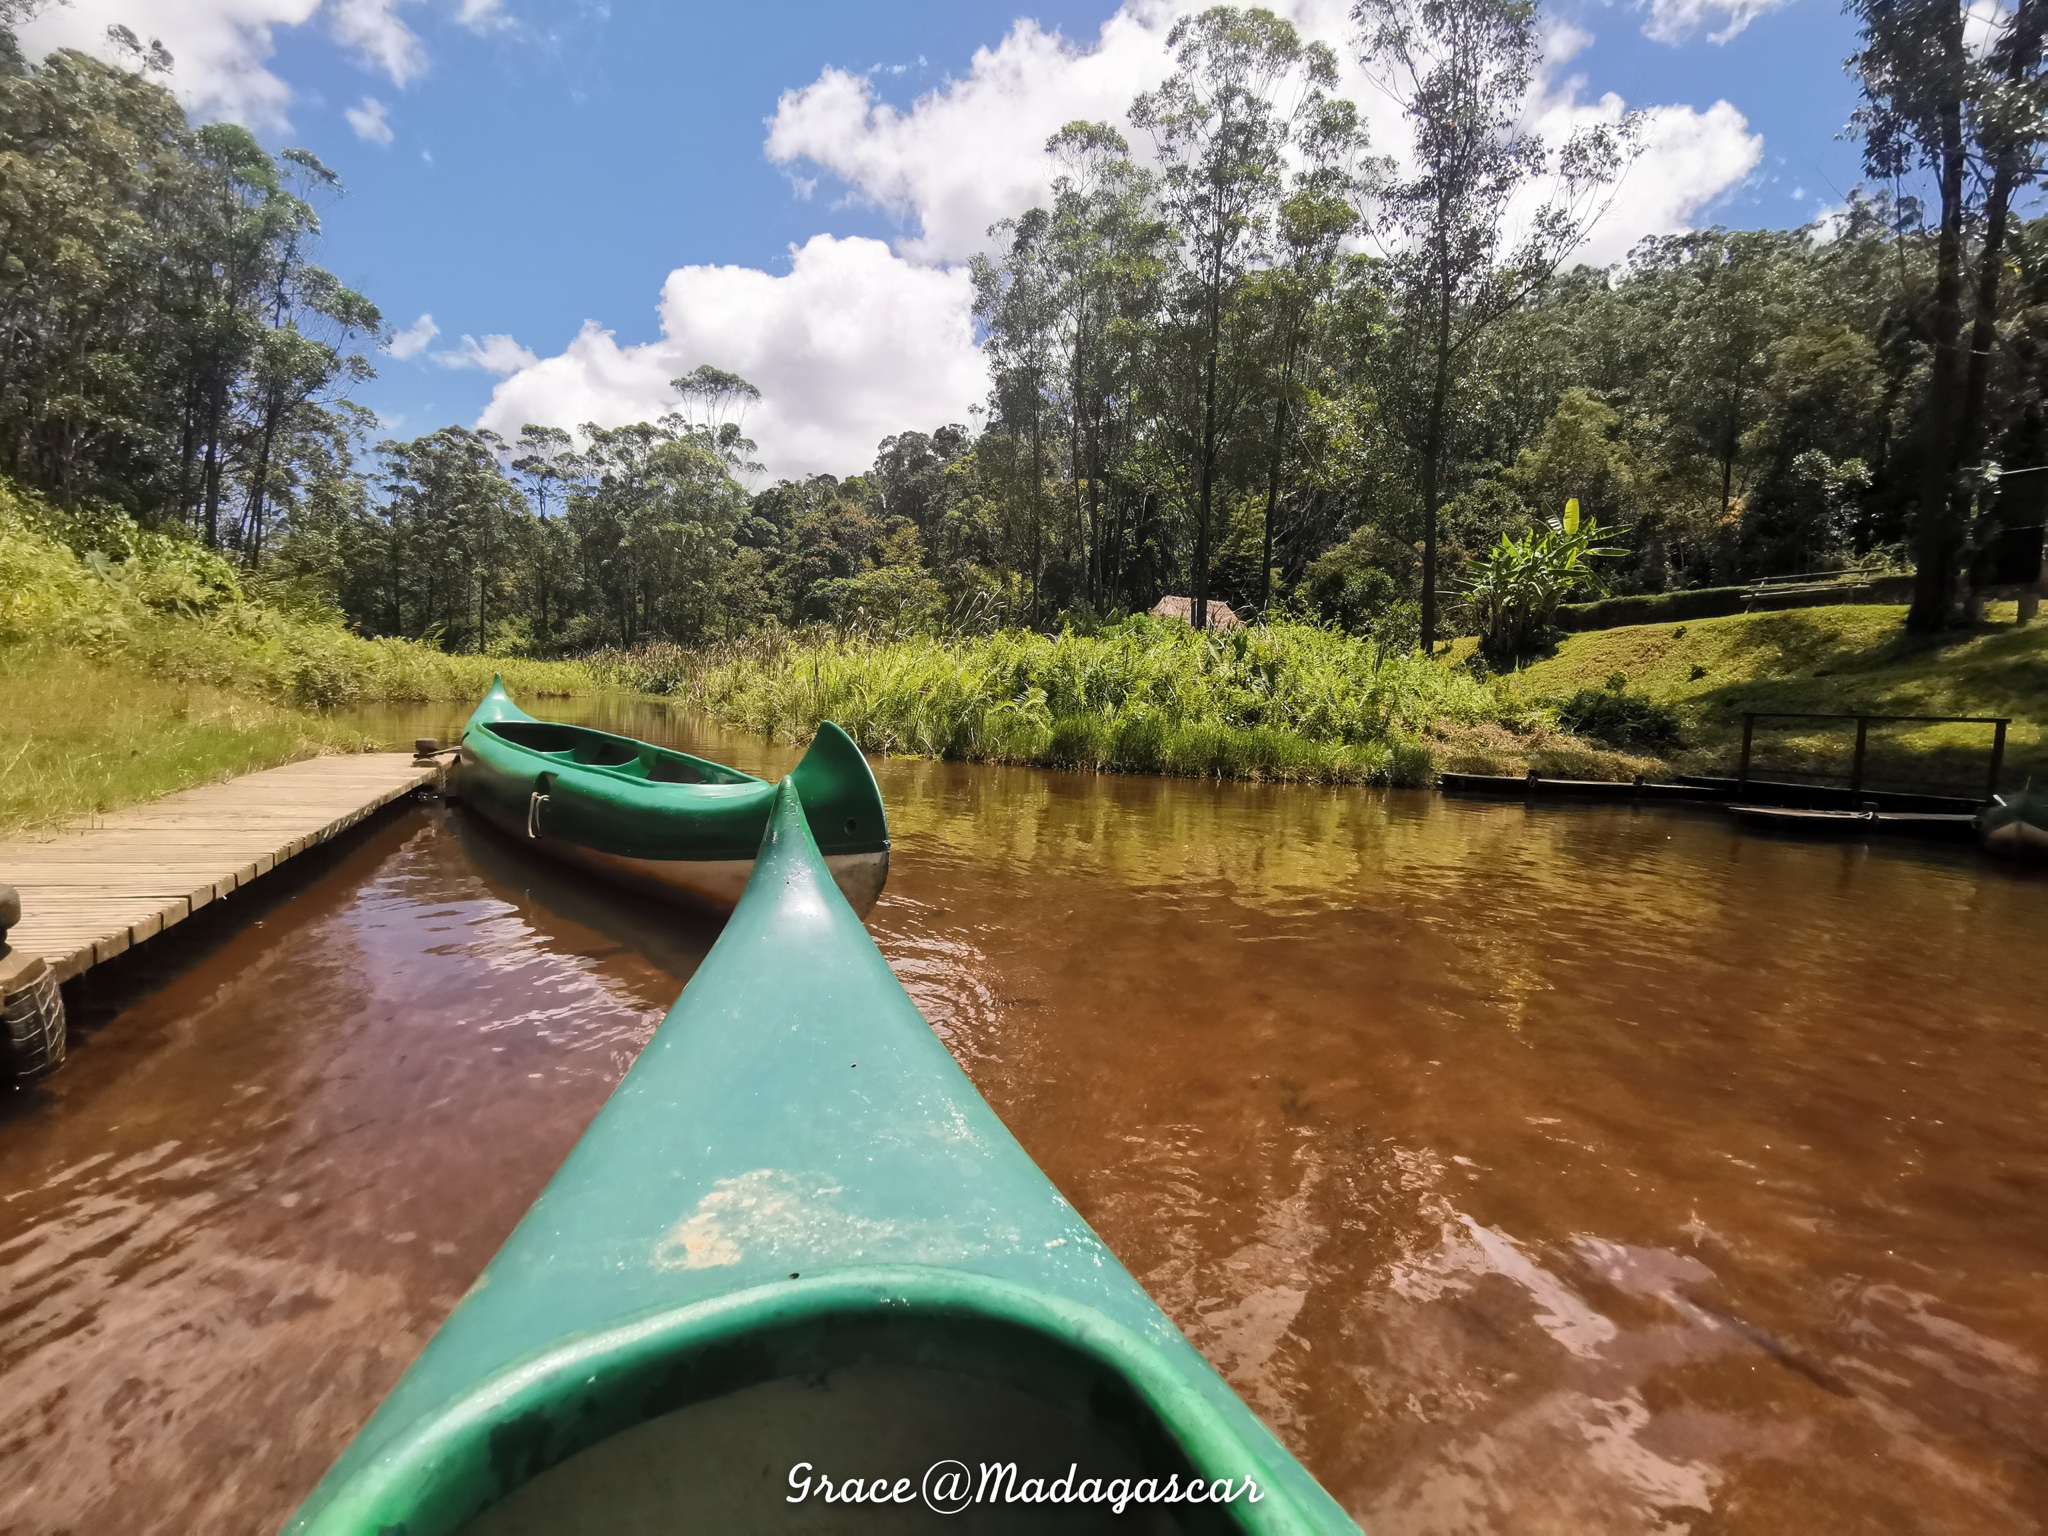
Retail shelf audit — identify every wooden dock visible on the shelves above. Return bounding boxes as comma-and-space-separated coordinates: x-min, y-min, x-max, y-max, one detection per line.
0, 753, 441, 983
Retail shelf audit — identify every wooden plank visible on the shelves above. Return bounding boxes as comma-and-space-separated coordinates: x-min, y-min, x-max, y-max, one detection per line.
0, 754, 435, 978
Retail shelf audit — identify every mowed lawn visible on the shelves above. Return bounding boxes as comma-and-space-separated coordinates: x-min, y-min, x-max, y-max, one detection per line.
1507, 603, 2048, 794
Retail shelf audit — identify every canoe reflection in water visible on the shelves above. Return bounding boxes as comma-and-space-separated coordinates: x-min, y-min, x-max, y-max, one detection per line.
283, 782, 1359, 1535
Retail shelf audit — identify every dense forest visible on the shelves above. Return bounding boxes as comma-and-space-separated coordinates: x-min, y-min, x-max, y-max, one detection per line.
2, 0, 2043, 664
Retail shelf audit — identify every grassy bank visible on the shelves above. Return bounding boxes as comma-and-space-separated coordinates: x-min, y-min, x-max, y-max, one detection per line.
599, 603, 2045, 794
599, 621, 1590, 787
0, 651, 380, 834
1505, 603, 2048, 793
1, 482, 601, 835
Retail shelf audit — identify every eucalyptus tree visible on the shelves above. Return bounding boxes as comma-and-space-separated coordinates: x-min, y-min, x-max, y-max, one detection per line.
1041, 121, 1167, 610
374, 427, 529, 649
508, 424, 581, 650
1354, 0, 1637, 650
1245, 95, 1371, 613
671, 364, 764, 477
972, 207, 1061, 620
1131, 6, 1339, 631
233, 153, 381, 565
1850, 0, 2048, 627
566, 417, 754, 644
1622, 231, 1813, 526
0, 31, 378, 549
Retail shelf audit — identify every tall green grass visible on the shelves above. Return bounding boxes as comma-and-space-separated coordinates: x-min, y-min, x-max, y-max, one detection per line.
0, 650, 380, 835
1, 480, 608, 833
595, 620, 1517, 786
1, 482, 593, 707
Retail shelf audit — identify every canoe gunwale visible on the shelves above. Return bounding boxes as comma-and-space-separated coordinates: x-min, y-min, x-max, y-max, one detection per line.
476, 718, 763, 790
291, 1265, 1320, 1536
454, 680, 890, 862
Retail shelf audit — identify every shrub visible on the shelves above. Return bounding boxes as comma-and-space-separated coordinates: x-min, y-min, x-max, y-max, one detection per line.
1554, 679, 1683, 752
1, 482, 596, 707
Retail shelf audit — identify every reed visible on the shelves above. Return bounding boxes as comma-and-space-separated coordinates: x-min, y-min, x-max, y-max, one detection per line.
597, 620, 1514, 786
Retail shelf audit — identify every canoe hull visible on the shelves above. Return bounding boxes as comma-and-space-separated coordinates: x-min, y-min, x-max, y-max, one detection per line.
1976, 790, 2048, 862
1980, 814, 2048, 859
451, 678, 890, 914
467, 793, 889, 917
285, 783, 1358, 1535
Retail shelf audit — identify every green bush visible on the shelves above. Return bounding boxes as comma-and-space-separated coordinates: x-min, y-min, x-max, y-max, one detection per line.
1554, 680, 1683, 751
1463, 500, 1620, 664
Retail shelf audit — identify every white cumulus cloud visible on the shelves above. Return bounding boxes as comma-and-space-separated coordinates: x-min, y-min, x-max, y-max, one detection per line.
345, 94, 395, 143
437, 333, 542, 374
16, 0, 321, 128
328, 0, 427, 87
766, 0, 1762, 269
456, 0, 508, 31
386, 313, 440, 358
1639, 0, 1793, 46
14, 0, 482, 128
475, 235, 988, 481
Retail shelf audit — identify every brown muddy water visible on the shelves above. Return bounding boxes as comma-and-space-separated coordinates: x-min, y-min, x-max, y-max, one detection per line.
2, 700, 2045, 1535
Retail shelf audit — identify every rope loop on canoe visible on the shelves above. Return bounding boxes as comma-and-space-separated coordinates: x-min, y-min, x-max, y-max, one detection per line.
526, 791, 549, 840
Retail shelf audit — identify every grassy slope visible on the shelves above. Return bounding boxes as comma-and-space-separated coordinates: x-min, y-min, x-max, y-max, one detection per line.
0, 650, 377, 835
1, 481, 600, 837
1507, 602, 2048, 792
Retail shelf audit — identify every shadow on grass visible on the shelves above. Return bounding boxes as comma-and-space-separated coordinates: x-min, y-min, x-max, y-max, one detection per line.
1676, 617, 2042, 794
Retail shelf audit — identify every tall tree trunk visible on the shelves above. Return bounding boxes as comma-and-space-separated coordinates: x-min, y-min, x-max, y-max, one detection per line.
1907, 10, 1972, 632
1956, 0, 2045, 481
1260, 392, 1288, 617
243, 386, 283, 567
1194, 292, 1222, 634
1719, 359, 1745, 520
1030, 410, 1045, 626
1419, 275, 1453, 653
1260, 321, 1301, 617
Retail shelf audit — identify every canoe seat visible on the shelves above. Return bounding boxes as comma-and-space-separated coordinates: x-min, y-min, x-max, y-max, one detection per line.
484, 722, 580, 755
646, 757, 708, 784
571, 740, 640, 767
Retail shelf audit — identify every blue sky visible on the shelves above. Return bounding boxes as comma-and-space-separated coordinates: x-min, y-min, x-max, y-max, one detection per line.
21, 0, 1870, 477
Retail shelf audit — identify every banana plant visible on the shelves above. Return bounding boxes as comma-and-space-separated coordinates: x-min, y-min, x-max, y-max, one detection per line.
1463, 499, 1622, 664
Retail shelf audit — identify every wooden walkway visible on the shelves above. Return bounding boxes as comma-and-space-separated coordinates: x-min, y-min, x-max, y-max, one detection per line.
0, 754, 440, 982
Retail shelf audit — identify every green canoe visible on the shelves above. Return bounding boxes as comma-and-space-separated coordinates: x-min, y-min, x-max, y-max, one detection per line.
1977, 783, 2048, 861
455, 678, 889, 916
282, 783, 1362, 1535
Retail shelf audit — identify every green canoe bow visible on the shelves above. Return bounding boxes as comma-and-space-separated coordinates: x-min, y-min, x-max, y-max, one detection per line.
282, 783, 1360, 1535
455, 678, 889, 915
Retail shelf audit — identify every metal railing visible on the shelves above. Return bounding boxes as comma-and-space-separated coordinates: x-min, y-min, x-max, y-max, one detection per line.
1736, 711, 2011, 802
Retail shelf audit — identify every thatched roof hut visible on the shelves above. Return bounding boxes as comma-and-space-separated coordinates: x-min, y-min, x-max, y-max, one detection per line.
1148, 595, 1242, 632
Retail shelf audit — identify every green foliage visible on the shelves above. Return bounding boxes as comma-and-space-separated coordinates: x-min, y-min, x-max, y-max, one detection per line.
0, 479, 593, 707
1515, 602, 2048, 790
4, 8, 2044, 700
1297, 524, 1419, 646
625, 617, 1508, 785
1463, 500, 1621, 663
0, 40, 379, 552
0, 647, 374, 836
1553, 674, 1684, 751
